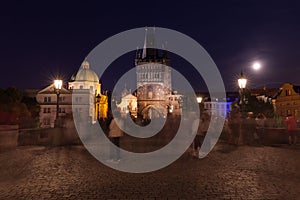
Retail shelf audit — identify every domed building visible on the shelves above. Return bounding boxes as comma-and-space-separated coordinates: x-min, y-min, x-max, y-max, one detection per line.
68, 60, 101, 92
36, 60, 108, 128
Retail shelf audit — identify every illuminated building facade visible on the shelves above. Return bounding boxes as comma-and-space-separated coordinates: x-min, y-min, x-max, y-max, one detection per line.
36, 61, 108, 128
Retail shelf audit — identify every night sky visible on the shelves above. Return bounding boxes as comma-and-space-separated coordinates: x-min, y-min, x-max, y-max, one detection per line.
1, 0, 300, 92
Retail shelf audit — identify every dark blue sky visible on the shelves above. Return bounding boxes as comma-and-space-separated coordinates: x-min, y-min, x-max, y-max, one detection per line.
1, 0, 300, 91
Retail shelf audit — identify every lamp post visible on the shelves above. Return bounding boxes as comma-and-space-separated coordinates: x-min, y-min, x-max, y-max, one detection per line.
54, 79, 62, 127
237, 72, 247, 145
196, 96, 203, 113
238, 72, 247, 115
96, 93, 101, 120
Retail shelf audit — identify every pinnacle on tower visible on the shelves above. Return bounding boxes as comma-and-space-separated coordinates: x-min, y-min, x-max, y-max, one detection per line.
141, 27, 158, 59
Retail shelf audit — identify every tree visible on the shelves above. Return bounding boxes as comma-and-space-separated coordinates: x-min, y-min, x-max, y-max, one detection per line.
0, 87, 32, 126
231, 89, 275, 118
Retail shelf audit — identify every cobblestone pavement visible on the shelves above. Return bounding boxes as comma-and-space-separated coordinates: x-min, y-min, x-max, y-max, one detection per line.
0, 143, 300, 200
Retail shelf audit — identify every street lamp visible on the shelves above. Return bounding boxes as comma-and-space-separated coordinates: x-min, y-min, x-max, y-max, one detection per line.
238, 72, 247, 89
238, 72, 247, 115
196, 97, 203, 104
54, 79, 62, 126
96, 93, 101, 120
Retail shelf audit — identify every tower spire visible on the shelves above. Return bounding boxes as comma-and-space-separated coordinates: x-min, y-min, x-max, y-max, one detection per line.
141, 26, 158, 59
135, 46, 139, 59
142, 27, 148, 59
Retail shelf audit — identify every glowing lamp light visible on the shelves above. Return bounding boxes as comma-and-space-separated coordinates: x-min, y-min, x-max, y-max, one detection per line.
196, 97, 203, 103
238, 73, 247, 89
54, 80, 63, 90
169, 105, 174, 113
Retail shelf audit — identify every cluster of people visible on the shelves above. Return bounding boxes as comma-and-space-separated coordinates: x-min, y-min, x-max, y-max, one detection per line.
102, 106, 299, 163
190, 111, 299, 158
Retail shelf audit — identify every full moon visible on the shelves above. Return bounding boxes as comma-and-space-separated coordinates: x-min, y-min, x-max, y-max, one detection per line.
252, 62, 261, 71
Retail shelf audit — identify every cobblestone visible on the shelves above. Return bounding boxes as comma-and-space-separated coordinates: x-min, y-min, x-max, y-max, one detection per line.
0, 144, 300, 199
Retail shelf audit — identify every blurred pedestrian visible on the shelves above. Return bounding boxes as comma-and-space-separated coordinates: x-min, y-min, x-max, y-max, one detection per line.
284, 114, 298, 145
108, 110, 124, 163
228, 112, 241, 145
192, 113, 210, 157
254, 113, 267, 145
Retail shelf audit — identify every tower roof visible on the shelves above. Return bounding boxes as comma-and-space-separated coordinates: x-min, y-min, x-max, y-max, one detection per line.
135, 27, 170, 66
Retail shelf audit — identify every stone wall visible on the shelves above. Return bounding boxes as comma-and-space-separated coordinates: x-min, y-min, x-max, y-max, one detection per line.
18, 127, 82, 146
0, 125, 19, 149
230, 118, 293, 145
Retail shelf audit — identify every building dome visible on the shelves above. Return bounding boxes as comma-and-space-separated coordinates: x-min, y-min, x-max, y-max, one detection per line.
71, 60, 99, 83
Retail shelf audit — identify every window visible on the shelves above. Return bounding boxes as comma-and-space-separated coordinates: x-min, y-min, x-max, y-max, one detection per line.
43, 118, 50, 125
286, 89, 291, 96
59, 97, 65, 102
47, 108, 51, 113
43, 97, 51, 103
75, 97, 82, 103
80, 85, 83, 89
43, 108, 47, 113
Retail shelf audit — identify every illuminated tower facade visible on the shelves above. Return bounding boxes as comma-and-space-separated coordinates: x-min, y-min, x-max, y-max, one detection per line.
135, 28, 172, 118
